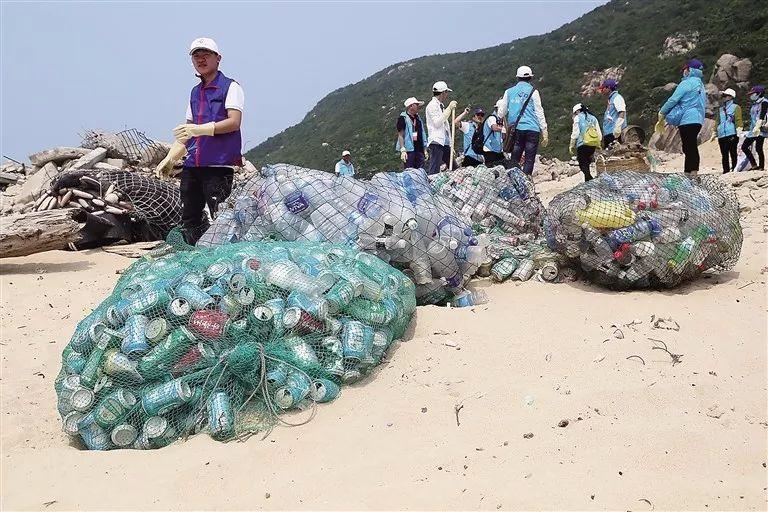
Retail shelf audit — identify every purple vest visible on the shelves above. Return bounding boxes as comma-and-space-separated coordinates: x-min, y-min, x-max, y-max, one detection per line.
184, 71, 243, 168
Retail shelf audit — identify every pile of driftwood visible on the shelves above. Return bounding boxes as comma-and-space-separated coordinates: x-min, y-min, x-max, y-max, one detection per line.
0, 130, 183, 258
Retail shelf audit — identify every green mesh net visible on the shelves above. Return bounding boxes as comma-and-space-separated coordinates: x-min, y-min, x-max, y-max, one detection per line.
54, 240, 416, 450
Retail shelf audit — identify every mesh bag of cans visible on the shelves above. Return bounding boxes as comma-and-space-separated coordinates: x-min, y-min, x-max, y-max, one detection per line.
54, 241, 416, 450
199, 163, 488, 306
543, 171, 742, 289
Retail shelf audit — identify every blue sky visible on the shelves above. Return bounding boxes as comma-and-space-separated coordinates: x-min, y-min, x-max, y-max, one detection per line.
1, 1, 606, 162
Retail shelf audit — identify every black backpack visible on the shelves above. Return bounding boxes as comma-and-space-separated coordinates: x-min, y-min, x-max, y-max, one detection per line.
470, 118, 495, 155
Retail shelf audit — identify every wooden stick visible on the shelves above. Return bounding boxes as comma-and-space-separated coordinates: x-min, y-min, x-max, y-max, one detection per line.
449, 109, 456, 171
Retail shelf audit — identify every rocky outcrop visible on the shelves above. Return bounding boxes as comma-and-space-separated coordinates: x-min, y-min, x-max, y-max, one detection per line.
659, 32, 699, 58
581, 67, 625, 97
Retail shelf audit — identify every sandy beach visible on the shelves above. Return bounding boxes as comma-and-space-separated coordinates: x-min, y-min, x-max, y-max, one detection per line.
1, 142, 766, 510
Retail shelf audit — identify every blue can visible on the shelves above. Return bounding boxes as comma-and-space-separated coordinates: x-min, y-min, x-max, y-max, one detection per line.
78, 412, 113, 451
140, 379, 192, 416
176, 282, 214, 310
208, 391, 235, 440
309, 378, 340, 403
274, 370, 312, 409
286, 291, 329, 320
341, 320, 366, 360
264, 298, 285, 337
266, 362, 288, 387
120, 314, 149, 356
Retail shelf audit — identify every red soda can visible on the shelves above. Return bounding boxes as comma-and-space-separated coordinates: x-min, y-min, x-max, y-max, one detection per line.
171, 342, 215, 376
283, 307, 325, 335
188, 310, 229, 339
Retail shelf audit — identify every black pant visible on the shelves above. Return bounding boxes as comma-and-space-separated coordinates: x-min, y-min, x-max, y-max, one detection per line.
427, 143, 451, 175
678, 124, 702, 173
510, 130, 540, 175
462, 154, 483, 167
180, 166, 234, 245
576, 145, 596, 181
602, 134, 616, 149
718, 135, 739, 173
482, 151, 504, 167
742, 137, 765, 170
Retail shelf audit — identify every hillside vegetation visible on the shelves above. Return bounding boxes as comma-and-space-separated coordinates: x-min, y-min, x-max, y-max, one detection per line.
246, 0, 768, 176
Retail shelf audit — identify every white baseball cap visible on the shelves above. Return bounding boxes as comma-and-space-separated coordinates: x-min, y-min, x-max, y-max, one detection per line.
572, 103, 583, 113
341, 150, 351, 157
189, 37, 220, 55
720, 88, 736, 98
516, 65, 534, 78
495, 98, 506, 112
432, 81, 452, 93
404, 97, 424, 108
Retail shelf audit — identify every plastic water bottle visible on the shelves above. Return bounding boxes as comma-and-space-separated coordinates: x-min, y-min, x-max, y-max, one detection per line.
451, 289, 488, 307
309, 203, 357, 244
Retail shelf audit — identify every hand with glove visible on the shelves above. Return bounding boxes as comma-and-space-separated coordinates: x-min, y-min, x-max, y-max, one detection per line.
612, 124, 623, 138
569, 140, 576, 156
400, 149, 407, 164
749, 121, 763, 138
155, 141, 187, 180
541, 130, 549, 148
654, 113, 666, 135
174, 122, 215, 142
441, 101, 458, 122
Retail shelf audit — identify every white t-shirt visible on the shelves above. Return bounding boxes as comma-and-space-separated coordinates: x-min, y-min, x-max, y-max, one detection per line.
426, 97, 451, 146
459, 121, 472, 134
611, 93, 627, 113
185, 81, 245, 121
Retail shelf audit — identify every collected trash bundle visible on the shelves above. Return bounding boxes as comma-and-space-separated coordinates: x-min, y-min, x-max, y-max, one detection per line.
43, 168, 182, 248
54, 241, 416, 450
199, 164, 486, 306
544, 171, 742, 289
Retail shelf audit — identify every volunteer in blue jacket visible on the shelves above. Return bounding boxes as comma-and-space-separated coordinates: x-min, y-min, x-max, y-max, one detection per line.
569, 103, 603, 181
742, 85, 768, 171
458, 108, 486, 167
656, 59, 707, 176
396, 97, 428, 169
598, 79, 627, 148
155, 37, 244, 245
482, 100, 505, 167
335, 150, 355, 176
498, 65, 549, 175
710, 88, 742, 173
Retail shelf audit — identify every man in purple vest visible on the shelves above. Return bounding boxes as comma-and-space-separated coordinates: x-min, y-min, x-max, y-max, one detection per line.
155, 37, 245, 245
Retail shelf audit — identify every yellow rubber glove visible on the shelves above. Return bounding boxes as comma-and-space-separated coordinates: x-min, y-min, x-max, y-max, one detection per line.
155, 141, 187, 180
541, 130, 549, 148
400, 149, 407, 164
654, 113, 666, 135
173, 122, 215, 142
569, 140, 576, 156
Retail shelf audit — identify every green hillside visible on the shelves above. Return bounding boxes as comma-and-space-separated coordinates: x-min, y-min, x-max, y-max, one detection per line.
246, 0, 768, 176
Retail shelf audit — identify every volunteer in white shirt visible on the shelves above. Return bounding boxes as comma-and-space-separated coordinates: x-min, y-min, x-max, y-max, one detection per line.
425, 81, 457, 175
334, 150, 355, 176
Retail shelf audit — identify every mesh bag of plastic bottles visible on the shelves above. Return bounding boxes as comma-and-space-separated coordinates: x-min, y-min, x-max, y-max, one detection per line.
199, 164, 487, 306
543, 171, 742, 289
54, 240, 416, 450
427, 164, 562, 283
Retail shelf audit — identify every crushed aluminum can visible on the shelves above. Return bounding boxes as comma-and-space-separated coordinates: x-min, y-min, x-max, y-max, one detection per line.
78, 413, 113, 451
175, 282, 214, 311
309, 378, 340, 403
145, 318, 169, 345
63, 411, 84, 436
283, 307, 324, 335
511, 258, 534, 281
540, 261, 559, 282
188, 310, 229, 339
110, 424, 138, 448
341, 320, 366, 360
208, 391, 235, 440
140, 379, 193, 416
121, 314, 150, 356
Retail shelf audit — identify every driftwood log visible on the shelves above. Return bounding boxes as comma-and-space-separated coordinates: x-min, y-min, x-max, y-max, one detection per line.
0, 209, 83, 258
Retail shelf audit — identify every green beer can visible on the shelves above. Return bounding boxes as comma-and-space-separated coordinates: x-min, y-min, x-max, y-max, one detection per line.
137, 327, 196, 379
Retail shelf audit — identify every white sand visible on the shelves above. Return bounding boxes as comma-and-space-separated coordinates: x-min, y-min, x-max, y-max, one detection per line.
1, 141, 766, 510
